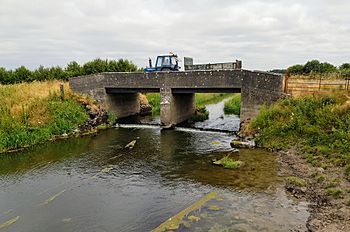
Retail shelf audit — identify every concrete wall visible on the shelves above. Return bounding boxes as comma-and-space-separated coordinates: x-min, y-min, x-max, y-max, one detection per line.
241, 71, 285, 121
69, 70, 284, 128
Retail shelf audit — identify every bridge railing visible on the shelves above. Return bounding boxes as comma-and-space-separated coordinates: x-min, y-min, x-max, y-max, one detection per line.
184, 57, 242, 71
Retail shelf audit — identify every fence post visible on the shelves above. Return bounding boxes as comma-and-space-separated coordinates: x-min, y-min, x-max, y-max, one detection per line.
284, 74, 289, 94
318, 76, 322, 91
60, 84, 64, 100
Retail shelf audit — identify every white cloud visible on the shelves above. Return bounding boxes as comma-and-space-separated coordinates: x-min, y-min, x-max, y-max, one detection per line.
0, 0, 349, 70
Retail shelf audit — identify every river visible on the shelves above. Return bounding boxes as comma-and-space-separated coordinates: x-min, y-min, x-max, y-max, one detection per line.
0, 99, 309, 231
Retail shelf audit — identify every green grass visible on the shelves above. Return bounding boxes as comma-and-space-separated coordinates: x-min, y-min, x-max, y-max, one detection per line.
0, 81, 89, 153
195, 93, 233, 107
146, 93, 233, 115
286, 176, 306, 187
252, 94, 350, 175
145, 93, 160, 115
214, 156, 242, 169
224, 94, 241, 115
326, 188, 344, 198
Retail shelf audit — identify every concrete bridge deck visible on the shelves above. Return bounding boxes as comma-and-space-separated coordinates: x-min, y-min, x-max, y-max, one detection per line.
69, 70, 284, 128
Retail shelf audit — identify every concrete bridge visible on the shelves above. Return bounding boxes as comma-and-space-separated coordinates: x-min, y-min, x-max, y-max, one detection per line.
69, 70, 284, 128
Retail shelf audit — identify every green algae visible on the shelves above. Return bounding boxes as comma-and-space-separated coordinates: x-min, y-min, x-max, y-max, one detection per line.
152, 192, 218, 232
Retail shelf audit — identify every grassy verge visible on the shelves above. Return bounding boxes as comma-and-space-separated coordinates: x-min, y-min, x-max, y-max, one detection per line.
224, 94, 241, 115
0, 81, 92, 153
195, 93, 233, 107
250, 94, 350, 176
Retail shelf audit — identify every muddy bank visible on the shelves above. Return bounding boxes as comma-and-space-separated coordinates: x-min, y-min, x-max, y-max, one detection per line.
278, 149, 350, 232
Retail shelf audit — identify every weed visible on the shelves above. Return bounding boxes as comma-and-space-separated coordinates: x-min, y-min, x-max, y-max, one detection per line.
213, 156, 242, 169
286, 176, 306, 187
326, 188, 344, 198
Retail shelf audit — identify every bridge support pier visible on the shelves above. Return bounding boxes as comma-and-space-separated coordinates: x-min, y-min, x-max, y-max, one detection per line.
160, 88, 195, 128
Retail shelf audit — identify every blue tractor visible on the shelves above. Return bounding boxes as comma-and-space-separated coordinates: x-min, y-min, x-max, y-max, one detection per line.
144, 53, 180, 72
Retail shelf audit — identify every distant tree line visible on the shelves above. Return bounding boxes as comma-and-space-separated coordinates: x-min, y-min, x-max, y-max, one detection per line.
286, 60, 350, 76
0, 58, 140, 85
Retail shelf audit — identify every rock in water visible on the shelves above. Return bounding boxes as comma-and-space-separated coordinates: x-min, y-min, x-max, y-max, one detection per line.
125, 140, 137, 149
230, 140, 255, 149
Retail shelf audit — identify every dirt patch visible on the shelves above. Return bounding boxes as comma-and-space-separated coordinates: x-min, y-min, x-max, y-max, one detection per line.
278, 149, 350, 232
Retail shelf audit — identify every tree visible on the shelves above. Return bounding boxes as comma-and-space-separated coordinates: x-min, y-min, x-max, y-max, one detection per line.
32, 65, 50, 81
66, 61, 82, 78
82, 58, 109, 75
287, 64, 304, 75
339, 63, 350, 70
0, 67, 10, 84
13, 66, 32, 83
49, 66, 67, 80
303, 60, 322, 74
320, 62, 337, 73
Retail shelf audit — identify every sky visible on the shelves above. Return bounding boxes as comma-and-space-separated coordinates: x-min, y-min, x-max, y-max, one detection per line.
0, 0, 349, 71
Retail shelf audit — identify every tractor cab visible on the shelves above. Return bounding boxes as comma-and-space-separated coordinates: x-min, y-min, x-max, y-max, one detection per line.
144, 54, 180, 72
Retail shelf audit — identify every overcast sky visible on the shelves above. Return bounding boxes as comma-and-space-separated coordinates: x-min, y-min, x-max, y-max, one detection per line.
0, 0, 349, 70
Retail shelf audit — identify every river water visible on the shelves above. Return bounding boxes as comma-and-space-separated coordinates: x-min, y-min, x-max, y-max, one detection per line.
0, 100, 309, 232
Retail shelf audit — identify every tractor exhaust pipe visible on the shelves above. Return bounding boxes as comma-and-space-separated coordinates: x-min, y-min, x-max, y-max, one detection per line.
149, 58, 153, 68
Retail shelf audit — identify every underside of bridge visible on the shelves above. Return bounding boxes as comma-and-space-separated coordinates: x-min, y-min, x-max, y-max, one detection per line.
69, 70, 285, 128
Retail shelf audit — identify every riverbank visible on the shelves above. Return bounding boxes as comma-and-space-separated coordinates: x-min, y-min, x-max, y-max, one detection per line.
0, 81, 113, 153
244, 94, 350, 231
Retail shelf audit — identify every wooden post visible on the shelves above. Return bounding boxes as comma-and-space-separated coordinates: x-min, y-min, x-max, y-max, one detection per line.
284, 74, 289, 94
60, 84, 64, 100
318, 76, 322, 91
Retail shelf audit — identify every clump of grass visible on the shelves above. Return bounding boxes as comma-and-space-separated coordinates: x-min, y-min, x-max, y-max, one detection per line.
224, 94, 241, 115
213, 156, 242, 169
286, 176, 306, 187
107, 111, 117, 125
314, 174, 326, 183
344, 164, 350, 177
190, 106, 209, 123
326, 188, 344, 199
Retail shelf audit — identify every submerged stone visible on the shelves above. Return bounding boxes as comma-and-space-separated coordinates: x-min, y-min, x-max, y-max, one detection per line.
230, 140, 255, 149
125, 140, 137, 149
208, 205, 223, 211
188, 215, 201, 222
